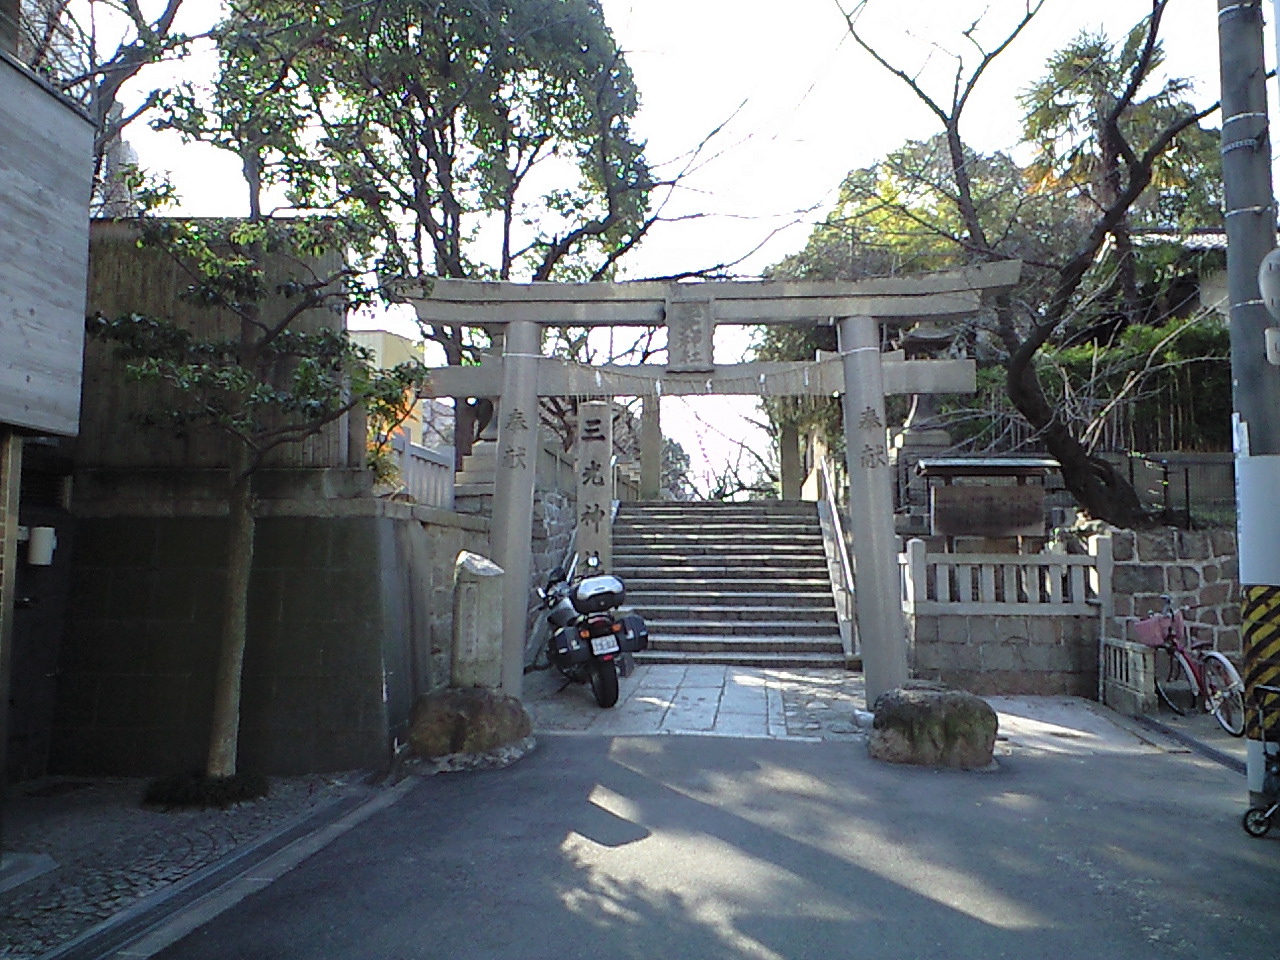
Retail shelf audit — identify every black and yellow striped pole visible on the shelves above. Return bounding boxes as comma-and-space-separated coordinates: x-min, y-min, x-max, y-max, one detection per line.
1242, 588, 1280, 802
1221, 1, 1280, 807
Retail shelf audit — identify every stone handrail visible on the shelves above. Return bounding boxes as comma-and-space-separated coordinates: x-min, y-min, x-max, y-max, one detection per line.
816, 457, 858, 661
391, 434, 455, 509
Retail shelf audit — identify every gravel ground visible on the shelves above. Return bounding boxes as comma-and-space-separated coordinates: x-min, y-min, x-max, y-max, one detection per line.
1, 772, 372, 959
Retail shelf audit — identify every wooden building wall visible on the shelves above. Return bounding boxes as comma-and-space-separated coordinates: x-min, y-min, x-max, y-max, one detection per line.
79, 220, 363, 472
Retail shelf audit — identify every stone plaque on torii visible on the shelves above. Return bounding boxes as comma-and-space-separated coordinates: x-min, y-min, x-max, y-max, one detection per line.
396, 260, 1021, 706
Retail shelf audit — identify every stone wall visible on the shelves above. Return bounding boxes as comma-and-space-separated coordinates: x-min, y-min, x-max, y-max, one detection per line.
909, 613, 1099, 697
525, 488, 574, 664
52, 500, 487, 776
1104, 527, 1240, 654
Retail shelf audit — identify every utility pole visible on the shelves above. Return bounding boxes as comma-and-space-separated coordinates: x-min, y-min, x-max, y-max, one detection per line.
1220, 0, 1280, 806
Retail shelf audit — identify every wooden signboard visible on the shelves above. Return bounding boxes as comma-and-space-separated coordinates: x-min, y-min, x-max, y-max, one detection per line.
930, 484, 1045, 538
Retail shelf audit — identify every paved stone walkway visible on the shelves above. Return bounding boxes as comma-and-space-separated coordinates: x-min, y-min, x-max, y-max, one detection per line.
524, 664, 872, 741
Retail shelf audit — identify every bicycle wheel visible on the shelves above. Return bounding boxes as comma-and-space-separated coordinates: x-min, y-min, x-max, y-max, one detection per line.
1153, 646, 1196, 715
1242, 807, 1272, 838
1201, 653, 1246, 736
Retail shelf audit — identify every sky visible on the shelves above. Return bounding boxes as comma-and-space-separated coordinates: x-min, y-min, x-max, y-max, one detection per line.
119, 0, 1255, 493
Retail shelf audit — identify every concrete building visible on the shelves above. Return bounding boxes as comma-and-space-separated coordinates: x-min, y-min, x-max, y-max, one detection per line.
0, 31, 95, 813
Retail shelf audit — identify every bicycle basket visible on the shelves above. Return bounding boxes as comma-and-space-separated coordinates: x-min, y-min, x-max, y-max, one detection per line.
1131, 613, 1180, 647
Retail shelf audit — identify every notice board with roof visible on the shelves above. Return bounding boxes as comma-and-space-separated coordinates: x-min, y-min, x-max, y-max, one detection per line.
917, 457, 1057, 538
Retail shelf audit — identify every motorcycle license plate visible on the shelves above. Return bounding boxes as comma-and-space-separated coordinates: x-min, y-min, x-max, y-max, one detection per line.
590, 636, 620, 656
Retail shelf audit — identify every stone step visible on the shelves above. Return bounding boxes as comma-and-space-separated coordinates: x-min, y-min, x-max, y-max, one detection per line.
644, 634, 844, 654
638, 618, 841, 636
626, 590, 835, 607
616, 558, 828, 572
632, 609, 839, 624
617, 523, 820, 536
634, 649, 850, 669
623, 577, 831, 593
619, 500, 819, 513
613, 539, 824, 553
616, 560, 829, 576
611, 522, 819, 529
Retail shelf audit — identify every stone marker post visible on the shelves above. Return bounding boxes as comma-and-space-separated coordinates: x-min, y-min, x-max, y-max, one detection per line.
450, 551, 505, 689
640, 397, 662, 500
839, 315, 909, 705
576, 400, 614, 572
780, 423, 802, 499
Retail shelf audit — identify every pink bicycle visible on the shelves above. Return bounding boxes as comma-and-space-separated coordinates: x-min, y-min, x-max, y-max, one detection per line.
1132, 595, 1246, 737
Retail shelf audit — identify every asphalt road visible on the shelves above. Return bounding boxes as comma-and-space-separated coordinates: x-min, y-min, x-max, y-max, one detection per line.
151, 734, 1279, 960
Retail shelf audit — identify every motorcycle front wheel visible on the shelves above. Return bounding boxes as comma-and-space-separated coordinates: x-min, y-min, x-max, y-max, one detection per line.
590, 658, 619, 708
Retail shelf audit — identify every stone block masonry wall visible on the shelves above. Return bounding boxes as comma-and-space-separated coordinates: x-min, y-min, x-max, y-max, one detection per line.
1105, 527, 1240, 655
523, 489, 574, 666
909, 613, 1099, 697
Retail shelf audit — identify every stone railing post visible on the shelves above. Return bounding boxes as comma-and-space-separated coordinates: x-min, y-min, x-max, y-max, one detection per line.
903, 537, 927, 610
451, 551, 505, 689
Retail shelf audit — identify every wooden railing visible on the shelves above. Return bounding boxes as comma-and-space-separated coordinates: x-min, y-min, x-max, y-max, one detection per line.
391, 434, 454, 509
899, 535, 1113, 618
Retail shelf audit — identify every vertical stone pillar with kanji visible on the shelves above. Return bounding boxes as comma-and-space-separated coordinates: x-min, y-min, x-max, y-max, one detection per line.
489, 320, 541, 699
838, 315, 909, 704
576, 400, 614, 572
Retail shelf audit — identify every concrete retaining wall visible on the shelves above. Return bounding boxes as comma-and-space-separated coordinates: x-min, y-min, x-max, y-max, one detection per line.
51, 500, 487, 776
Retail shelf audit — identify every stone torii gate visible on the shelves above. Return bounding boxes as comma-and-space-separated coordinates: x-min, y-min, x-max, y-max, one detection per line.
400, 261, 1021, 706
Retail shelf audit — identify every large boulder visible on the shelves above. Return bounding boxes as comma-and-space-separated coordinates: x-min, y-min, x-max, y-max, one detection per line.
867, 687, 998, 769
409, 687, 532, 759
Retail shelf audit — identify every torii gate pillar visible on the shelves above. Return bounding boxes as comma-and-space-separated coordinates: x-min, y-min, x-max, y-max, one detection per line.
839, 315, 909, 703
490, 319, 541, 698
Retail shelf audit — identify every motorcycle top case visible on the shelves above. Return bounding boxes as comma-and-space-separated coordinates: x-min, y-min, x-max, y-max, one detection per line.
571, 574, 625, 614
618, 613, 649, 652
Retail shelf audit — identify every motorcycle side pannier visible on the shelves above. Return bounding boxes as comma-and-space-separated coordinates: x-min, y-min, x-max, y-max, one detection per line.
549, 625, 592, 666
618, 613, 649, 652
572, 575, 625, 614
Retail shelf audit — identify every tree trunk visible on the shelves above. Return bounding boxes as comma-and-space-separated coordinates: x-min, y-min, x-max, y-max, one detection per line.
453, 398, 475, 470
1007, 350, 1150, 528
206, 457, 255, 778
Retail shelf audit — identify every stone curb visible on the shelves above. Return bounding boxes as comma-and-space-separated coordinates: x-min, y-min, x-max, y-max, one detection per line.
1130, 714, 1247, 776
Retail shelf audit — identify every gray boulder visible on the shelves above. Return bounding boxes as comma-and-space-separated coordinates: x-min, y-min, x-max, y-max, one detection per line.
409, 687, 532, 759
867, 687, 998, 769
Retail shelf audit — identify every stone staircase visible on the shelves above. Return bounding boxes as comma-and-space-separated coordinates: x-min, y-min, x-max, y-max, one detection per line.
613, 500, 847, 668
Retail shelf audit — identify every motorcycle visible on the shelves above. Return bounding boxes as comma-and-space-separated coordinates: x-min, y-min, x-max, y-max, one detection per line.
538, 556, 648, 707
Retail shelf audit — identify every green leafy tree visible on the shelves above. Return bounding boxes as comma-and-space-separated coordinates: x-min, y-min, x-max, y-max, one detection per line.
1020, 27, 1223, 339
209, 0, 659, 465
787, 0, 1221, 526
